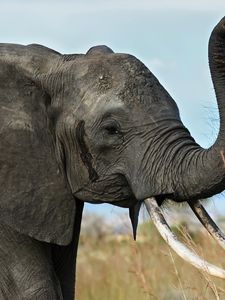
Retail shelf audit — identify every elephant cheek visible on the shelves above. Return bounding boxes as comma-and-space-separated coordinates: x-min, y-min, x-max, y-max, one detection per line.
127, 170, 174, 201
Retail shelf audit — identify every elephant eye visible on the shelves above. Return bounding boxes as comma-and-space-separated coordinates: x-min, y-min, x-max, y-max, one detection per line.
105, 125, 119, 135
98, 120, 123, 148
102, 121, 121, 135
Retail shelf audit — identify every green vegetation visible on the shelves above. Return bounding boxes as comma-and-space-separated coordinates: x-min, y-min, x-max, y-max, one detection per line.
76, 221, 225, 300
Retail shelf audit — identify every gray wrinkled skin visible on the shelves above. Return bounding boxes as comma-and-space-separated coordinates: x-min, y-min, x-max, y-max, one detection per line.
1, 16, 225, 299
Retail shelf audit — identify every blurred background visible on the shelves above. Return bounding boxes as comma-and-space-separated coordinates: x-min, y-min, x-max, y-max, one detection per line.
3, 1, 225, 298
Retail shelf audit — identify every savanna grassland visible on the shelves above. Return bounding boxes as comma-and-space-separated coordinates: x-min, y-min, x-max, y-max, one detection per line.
76, 221, 225, 300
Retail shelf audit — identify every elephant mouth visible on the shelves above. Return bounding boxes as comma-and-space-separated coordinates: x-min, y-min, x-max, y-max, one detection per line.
76, 174, 225, 279
145, 197, 225, 279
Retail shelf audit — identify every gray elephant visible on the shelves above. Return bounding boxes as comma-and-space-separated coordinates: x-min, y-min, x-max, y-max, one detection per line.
1, 16, 225, 299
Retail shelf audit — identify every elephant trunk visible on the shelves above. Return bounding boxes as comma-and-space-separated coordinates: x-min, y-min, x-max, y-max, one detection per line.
209, 17, 225, 134
174, 17, 225, 201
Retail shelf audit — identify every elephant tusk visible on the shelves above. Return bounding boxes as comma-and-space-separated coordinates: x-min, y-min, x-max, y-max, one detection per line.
189, 200, 225, 251
144, 197, 225, 279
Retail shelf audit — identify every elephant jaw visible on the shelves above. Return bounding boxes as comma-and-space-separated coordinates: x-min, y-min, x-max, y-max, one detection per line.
144, 197, 225, 279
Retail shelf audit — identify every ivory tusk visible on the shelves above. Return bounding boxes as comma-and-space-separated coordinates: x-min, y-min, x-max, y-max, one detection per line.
144, 197, 225, 279
189, 200, 225, 250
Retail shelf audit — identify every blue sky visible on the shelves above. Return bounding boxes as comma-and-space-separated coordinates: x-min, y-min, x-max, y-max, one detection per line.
2, 1, 225, 220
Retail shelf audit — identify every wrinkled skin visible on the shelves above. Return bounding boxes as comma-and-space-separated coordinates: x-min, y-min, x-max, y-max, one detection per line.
70, 52, 190, 204
1, 17, 225, 299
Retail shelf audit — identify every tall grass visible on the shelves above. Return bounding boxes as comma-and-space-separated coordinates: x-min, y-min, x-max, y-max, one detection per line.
76, 222, 225, 300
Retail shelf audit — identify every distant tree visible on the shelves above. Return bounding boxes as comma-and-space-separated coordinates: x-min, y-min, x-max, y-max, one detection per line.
81, 213, 114, 239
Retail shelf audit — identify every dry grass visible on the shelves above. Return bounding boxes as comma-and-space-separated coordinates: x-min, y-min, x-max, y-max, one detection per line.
76, 222, 225, 300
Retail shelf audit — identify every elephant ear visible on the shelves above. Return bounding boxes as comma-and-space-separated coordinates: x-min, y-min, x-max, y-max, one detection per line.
0, 44, 75, 245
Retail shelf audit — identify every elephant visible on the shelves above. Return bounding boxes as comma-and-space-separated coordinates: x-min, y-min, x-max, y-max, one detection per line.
1, 16, 225, 300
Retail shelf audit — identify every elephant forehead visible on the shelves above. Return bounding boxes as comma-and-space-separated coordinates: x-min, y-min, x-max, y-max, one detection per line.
119, 74, 158, 104
64, 54, 164, 114
77, 53, 150, 85
91, 57, 158, 103
79, 91, 125, 118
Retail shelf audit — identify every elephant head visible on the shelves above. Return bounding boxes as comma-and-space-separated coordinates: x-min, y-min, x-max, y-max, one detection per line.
1, 17, 225, 279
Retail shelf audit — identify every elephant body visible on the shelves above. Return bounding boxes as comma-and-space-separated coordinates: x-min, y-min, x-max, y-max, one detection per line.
0, 203, 83, 300
0, 224, 62, 299
0, 204, 83, 299
1, 17, 225, 299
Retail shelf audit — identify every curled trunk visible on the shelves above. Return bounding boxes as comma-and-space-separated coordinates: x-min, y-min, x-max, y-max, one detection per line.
174, 17, 225, 201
